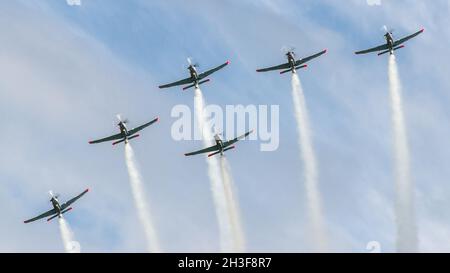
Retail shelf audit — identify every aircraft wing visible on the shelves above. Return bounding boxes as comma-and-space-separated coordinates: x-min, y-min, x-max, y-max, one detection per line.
198, 61, 230, 80
60, 189, 89, 210
158, 77, 194, 89
394, 29, 424, 47
24, 208, 57, 223
184, 144, 220, 156
222, 130, 253, 147
89, 132, 123, 144
295, 49, 327, 66
355, 43, 389, 55
128, 117, 159, 136
256, 62, 291, 72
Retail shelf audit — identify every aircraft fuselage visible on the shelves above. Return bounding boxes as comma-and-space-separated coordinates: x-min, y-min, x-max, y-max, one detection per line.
50, 197, 62, 216
118, 122, 129, 141
385, 32, 395, 54
287, 52, 296, 73
188, 65, 199, 87
215, 138, 224, 155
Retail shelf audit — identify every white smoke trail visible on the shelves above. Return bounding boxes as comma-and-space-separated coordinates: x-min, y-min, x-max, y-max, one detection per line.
219, 156, 245, 252
124, 143, 160, 253
388, 54, 417, 252
58, 217, 80, 253
194, 87, 245, 252
291, 73, 327, 251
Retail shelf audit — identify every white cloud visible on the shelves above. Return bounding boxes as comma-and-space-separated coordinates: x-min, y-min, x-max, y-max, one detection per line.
66, 0, 81, 6
366, 0, 382, 6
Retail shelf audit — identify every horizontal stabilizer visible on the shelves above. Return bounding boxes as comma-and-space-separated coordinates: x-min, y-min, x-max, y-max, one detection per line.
393, 45, 405, 51
127, 134, 140, 141
223, 146, 235, 152
198, 79, 210, 85
207, 151, 221, 157
280, 68, 294, 75
61, 207, 73, 215
295, 64, 308, 70
182, 79, 210, 90
377, 49, 391, 56
47, 214, 60, 222
182, 83, 196, 90
112, 138, 126, 146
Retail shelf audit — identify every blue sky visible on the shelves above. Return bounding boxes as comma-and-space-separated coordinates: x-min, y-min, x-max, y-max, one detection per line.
1, 0, 450, 252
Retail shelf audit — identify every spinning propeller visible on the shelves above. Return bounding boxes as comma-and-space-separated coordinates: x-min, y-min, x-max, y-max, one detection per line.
49, 190, 60, 201
187, 57, 199, 68
116, 114, 129, 126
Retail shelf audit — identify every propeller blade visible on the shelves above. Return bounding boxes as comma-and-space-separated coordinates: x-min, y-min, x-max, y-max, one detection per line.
281, 45, 295, 53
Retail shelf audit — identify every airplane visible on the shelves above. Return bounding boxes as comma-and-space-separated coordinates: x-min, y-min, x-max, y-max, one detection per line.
355, 27, 424, 56
256, 49, 327, 74
185, 130, 253, 157
89, 115, 158, 146
24, 189, 89, 223
158, 58, 230, 90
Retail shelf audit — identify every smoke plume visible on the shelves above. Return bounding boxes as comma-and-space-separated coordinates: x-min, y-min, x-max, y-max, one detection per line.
124, 143, 161, 252
388, 54, 417, 252
58, 216, 80, 253
194, 87, 245, 252
291, 73, 327, 251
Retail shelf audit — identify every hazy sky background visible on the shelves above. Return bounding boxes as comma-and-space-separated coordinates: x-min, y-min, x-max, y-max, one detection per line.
1, 0, 449, 252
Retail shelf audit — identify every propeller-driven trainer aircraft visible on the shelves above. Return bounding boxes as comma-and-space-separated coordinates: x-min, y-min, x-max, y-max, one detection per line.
24, 189, 89, 223
185, 130, 253, 157
158, 58, 230, 90
355, 27, 424, 56
89, 115, 158, 146
256, 49, 327, 74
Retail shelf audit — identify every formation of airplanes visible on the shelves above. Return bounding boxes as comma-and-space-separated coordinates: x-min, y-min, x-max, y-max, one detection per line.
24, 27, 423, 224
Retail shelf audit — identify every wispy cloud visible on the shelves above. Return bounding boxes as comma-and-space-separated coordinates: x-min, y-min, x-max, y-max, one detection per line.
66, 0, 81, 6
